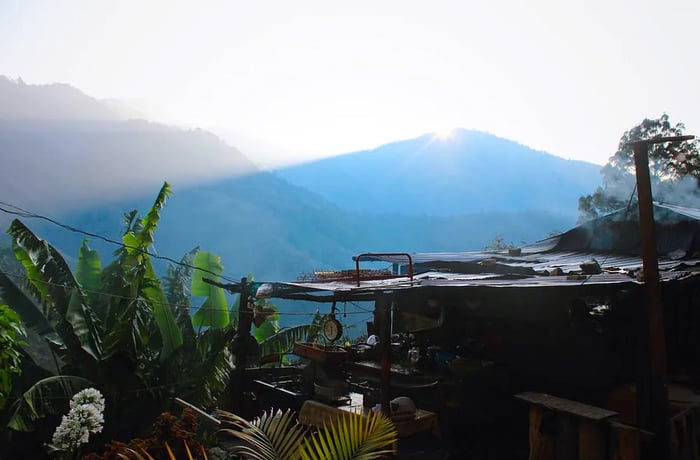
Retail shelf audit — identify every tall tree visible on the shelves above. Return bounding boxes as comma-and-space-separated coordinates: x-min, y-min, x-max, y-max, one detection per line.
578, 114, 700, 222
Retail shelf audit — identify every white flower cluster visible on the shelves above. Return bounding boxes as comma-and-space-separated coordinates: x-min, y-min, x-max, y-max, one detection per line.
51, 388, 105, 451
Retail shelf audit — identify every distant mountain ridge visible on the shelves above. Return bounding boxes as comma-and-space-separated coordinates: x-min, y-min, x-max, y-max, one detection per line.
0, 118, 258, 215
0, 76, 119, 120
276, 129, 601, 218
0, 76, 594, 284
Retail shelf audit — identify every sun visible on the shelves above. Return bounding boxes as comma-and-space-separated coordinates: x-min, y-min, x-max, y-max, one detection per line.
433, 127, 455, 141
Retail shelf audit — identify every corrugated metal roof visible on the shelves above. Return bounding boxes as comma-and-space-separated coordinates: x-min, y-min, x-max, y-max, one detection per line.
258, 203, 700, 300
361, 203, 700, 271
650, 203, 700, 221
262, 268, 699, 300
356, 251, 700, 275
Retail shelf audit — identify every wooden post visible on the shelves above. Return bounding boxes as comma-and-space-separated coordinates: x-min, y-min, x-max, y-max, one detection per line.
628, 136, 695, 459
237, 277, 253, 347
232, 277, 253, 413
375, 294, 392, 417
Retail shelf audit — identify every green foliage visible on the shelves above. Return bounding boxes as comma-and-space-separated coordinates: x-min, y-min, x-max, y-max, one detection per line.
299, 410, 397, 460
216, 407, 397, 460
0, 182, 234, 440
116, 182, 182, 362
258, 325, 312, 365
253, 302, 280, 343
191, 252, 229, 328
10, 219, 103, 364
578, 114, 700, 222
6, 375, 93, 431
0, 304, 25, 410
217, 408, 307, 460
76, 239, 102, 294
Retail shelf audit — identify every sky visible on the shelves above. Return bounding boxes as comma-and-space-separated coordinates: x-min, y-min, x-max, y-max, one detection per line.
1, 0, 699, 168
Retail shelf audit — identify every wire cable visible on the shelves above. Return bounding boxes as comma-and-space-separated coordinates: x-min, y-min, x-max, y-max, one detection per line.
0, 269, 371, 316
0, 201, 240, 283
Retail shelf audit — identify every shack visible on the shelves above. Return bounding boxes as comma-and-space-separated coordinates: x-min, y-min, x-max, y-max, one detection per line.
218, 203, 700, 458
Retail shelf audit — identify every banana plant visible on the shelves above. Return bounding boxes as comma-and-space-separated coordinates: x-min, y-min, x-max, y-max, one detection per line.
191, 251, 229, 329
0, 182, 234, 435
0, 304, 25, 410
256, 310, 324, 366
6, 375, 94, 431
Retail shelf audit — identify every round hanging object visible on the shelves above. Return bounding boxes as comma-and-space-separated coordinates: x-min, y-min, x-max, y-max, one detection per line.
323, 317, 343, 342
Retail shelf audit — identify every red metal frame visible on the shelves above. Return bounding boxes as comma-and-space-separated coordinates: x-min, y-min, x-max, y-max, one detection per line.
354, 252, 413, 287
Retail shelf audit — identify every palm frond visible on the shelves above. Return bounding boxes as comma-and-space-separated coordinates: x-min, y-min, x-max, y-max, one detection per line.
299, 411, 397, 460
216, 408, 307, 460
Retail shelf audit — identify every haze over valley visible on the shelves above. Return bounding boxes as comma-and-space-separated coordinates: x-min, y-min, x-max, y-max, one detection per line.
1, 77, 596, 283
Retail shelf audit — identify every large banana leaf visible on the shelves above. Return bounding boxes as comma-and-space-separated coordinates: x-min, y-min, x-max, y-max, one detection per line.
176, 326, 235, 408
142, 256, 182, 362
216, 408, 307, 460
0, 269, 54, 337
192, 251, 229, 328
164, 248, 198, 348
76, 239, 102, 294
258, 325, 311, 363
6, 375, 93, 431
9, 219, 102, 362
118, 182, 182, 361
123, 182, 172, 253
253, 303, 280, 343
299, 411, 397, 460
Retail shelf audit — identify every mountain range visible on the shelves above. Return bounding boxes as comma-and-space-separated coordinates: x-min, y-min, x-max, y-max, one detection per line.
0, 76, 602, 285
277, 129, 600, 217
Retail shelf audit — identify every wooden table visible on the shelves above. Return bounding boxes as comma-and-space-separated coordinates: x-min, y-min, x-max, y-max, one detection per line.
338, 393, 441, 439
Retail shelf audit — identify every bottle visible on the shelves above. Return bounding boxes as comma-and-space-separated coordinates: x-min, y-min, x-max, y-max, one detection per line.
407, 347, 420, 367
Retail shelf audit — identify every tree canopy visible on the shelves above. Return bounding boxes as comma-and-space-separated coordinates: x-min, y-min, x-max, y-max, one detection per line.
578, 114, 700, 222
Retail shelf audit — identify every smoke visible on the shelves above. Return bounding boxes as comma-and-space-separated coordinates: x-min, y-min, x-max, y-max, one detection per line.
600, 164, 700, 209
653, 175, 700, 208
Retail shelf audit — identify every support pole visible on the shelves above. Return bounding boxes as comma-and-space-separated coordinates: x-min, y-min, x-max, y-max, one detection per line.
232, 277, 253, 414
629, 135, 694, 458
375, 294, 392, 417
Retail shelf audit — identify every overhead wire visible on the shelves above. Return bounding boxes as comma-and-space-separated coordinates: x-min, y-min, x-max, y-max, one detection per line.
0, 201, 240, 283
0, 203, 372, 395
0, 269, 372, 316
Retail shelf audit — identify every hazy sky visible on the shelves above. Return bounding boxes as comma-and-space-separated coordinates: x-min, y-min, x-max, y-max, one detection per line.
1, 0, 699, 167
